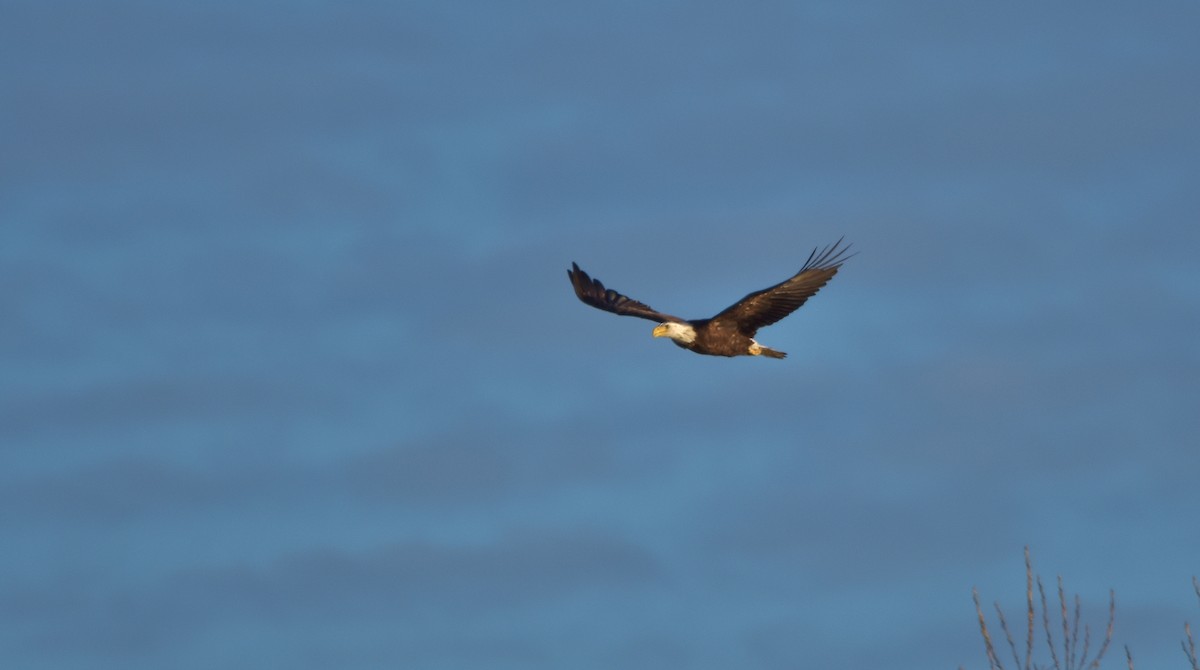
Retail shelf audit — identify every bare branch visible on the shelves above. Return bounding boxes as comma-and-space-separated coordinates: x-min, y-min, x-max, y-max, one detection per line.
975, 587, 1004, 670
1086, 590, 1115, 670
1186, 577, 1200, 670
1058, 577, 1070, 670
1039, 576, 1062, 670
997, 601, 1022, 670
1025, 547, 1035, 670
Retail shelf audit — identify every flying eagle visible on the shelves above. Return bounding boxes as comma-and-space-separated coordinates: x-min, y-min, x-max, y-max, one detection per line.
567, 239, 851, 359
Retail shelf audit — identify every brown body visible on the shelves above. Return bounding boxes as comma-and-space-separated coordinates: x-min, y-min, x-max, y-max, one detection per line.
677, 319, 760, 357
568, 239, 852, 360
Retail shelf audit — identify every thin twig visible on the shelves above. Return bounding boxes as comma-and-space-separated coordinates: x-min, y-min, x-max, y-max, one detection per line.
1078, 623, 1092, 670
997, 602, 1022, 670
1039, 576, 1062, 670
1025, 546, 1035, 670
1086, 590, 1115, 670
1186, 577, 1200, 670
975, 587, 1004, 670
1183, 623, 1198, 670
1058, 577, 1071, 670
1070, 594, 1081, 670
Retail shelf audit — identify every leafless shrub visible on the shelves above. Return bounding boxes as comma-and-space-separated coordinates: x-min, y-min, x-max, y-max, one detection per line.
970, 547, 1114, 670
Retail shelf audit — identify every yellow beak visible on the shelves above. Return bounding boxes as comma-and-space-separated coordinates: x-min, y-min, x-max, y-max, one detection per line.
652, 324, 669, 338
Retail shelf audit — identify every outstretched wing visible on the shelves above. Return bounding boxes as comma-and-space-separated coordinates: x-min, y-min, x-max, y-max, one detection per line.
568, 262, 684, 323
709, 238, 853, 335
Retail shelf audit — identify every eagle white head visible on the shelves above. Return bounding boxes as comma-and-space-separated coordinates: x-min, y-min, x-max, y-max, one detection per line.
652, 321, 696, 344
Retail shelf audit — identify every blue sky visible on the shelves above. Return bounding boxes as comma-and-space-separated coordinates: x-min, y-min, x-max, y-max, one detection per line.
3, 1, 1198, 668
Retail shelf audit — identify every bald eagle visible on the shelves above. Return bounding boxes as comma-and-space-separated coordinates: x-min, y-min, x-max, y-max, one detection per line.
567, 239, 851, 359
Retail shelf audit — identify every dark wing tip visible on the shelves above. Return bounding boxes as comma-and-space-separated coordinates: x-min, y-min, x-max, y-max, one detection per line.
568, 262, 596, 301
801, 237, 856, 273
565, 261, 679, 323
